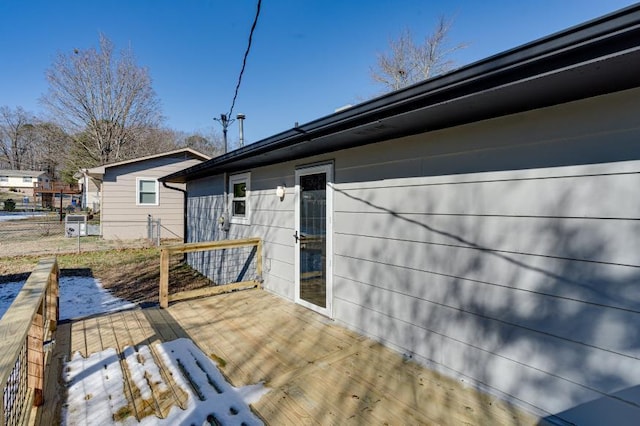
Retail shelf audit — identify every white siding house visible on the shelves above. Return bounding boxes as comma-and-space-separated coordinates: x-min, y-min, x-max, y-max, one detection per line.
87, 148, 209, 240
0, 169, 50, 196
161, 7, 640, 425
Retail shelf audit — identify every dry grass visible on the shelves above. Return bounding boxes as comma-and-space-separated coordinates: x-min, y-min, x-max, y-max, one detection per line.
0, 214, 214, 304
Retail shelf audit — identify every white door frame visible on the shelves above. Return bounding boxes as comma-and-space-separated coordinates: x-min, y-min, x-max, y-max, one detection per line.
294, 163, 333, 317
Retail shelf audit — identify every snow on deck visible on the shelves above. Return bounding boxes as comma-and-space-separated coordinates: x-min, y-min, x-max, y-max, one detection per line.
63, 338, 267, 425
38, 289, 539, 426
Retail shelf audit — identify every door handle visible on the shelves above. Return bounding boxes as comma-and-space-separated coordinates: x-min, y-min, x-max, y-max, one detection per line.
293, 231, 306, 243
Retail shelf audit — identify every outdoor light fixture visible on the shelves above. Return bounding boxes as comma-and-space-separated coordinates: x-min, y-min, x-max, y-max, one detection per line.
276, 185, 285, 200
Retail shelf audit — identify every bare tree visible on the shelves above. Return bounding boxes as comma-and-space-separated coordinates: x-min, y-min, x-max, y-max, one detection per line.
41, 34, 163, 165
0, 106, 37, 170
29, 122, 70, 177
371, 15, 468, 92
182, 131, 224, 157
128, 127, 180, 158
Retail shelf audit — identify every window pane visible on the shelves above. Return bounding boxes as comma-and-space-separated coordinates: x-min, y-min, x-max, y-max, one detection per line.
140, 192, 156, 204
139, 180, 156, 192
233, 182, 246, 198
232, 200, 246, 216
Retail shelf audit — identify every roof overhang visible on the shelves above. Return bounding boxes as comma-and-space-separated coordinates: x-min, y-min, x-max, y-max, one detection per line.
162, 4, 640, 184
87, 148, 211, 179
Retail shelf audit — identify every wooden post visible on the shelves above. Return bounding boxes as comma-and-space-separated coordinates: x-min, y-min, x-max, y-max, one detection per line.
47, 264, 59, 332
159, 248, 170, 308
59, 188, 63, 222
28, 309, 45, 406
256, 239, 263, 289
157, 238, 263, 306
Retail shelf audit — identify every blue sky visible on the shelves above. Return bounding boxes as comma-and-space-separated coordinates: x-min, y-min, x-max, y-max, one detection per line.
0, 0, 637, 146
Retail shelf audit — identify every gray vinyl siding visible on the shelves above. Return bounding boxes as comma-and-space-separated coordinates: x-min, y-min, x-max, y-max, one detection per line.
186, 168, 298, 299
330, 88, 640, 424
184, 87, 640, 425
101, 155, 202, 239
185, 175, 226, 282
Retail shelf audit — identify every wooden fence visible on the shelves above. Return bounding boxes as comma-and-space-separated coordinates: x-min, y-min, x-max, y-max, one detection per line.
159, 238, 262, 308
0, 258, 59, 426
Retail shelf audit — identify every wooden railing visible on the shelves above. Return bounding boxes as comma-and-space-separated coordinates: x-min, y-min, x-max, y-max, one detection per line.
33, 182, 80, 194
159, 238, 262, 308
0, 258, 59, 426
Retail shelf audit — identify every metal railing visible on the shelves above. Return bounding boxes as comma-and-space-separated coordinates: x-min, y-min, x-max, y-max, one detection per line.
159, 238, 262, 308
0, 258, 59, 426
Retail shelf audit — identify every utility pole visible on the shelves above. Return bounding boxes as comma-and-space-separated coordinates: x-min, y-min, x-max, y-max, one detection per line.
214, 114, 235, 154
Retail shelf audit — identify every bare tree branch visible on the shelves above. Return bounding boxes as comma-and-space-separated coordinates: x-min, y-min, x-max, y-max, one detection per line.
370, 15, 468, 93
40, 34, 164, 165
0, 106, 37, 170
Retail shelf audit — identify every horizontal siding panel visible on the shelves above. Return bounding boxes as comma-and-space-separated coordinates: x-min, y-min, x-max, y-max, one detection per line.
102, 212, 183, 221
334, 266, 640, 358
263, 272, 294, 301
334, 171, 640, 219
263, 242, 294, 266
335, 89, 640, 171
333, 233, 640, 313
263, 257, 294, 282
227, 223, 295, 247
337, 158, 640, 191
334, 211, 640, 266
336, 130, 640, 185
252, 190, 294, 212
251, 209, 294, 229
250, 165, 295, 183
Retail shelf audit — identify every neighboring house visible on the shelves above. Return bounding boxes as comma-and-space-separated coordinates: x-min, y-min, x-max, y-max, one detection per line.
76, 171, 101, 212
161, 6, 640, 426
0, 169, 51, 197
87, 148, 209, 240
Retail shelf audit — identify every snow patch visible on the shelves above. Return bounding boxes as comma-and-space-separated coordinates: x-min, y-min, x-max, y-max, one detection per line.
63, 338, 268, 425
63, 348, 129, 425
0, 276, 135, 320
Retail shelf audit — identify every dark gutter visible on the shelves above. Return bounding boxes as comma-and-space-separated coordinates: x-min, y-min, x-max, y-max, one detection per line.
161, 182, 188, 244
161, 4, 640, 184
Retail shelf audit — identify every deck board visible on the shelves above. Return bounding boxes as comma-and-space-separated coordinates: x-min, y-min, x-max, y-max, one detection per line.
38, 289, 539, 425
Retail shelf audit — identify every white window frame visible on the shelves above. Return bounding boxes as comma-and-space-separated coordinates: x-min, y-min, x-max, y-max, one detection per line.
228, 172, 251, 224
0, 176, 8, 182
136, 177, 159, 206
22, 176, 33, 183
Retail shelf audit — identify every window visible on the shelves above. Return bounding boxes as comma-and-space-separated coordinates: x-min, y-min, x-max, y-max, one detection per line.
23, 176, 33, 183
0, 176, 8, 182
229, 172, 250, 224
136, 178, 159, 205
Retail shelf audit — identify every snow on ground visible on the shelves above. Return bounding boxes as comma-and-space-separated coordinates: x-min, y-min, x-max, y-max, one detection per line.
0, 212, 48, 222
59, 276, 136, 320
1, 269, 269, 424
0, 276, 135, 320
63, 338, 269, 426
0, 281, 25, 317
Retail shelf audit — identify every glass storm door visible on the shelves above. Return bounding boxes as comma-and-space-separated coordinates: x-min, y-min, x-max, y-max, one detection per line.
294, 164, 333, 316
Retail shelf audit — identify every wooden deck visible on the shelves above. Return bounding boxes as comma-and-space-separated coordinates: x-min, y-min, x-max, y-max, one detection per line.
37, 289, 538, 425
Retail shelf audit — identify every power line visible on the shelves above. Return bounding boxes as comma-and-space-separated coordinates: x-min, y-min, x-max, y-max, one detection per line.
215, 0, 261, 153
227, 0, 262, 120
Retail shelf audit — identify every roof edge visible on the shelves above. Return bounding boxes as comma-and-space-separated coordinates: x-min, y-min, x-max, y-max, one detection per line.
161, 3, 640, 184
87, 147, 211, 176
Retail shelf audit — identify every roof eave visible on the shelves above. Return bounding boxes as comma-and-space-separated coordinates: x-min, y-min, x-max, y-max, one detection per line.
161, 4, 640, 184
